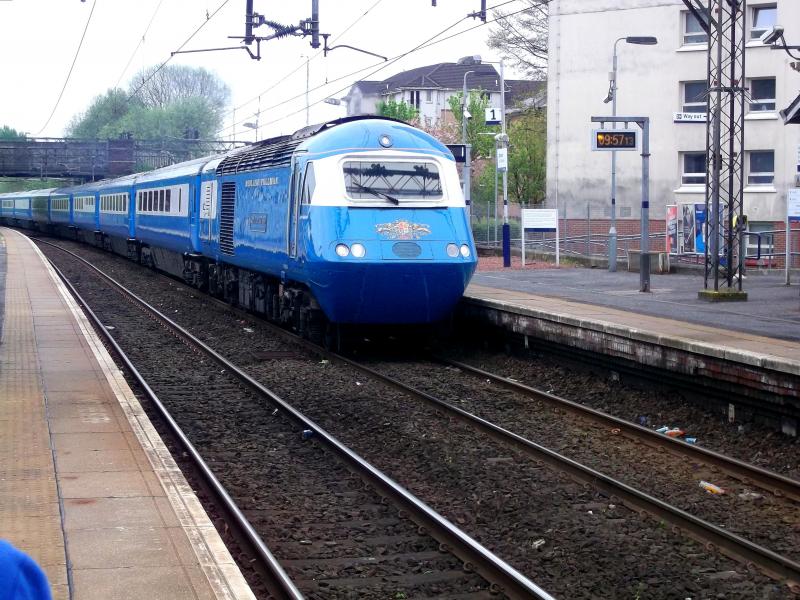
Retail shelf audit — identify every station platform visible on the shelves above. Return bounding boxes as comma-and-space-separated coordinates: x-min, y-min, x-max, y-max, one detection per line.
0, 228, 255, 600
461, 264, 800, 434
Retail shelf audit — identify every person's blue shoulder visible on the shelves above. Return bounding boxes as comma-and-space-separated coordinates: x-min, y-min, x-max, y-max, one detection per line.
0, 540, 52, 600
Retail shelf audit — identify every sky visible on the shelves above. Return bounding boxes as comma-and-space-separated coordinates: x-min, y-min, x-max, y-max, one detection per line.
0, 0, 527, 142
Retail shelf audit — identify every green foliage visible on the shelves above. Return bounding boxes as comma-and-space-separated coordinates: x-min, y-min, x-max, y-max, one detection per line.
0, 126, 27, 140
376, 99, 419, 122
507, 109, 547, 205
0, 177, 72, 193
447, 91, 498, 158
66, 65, 230, 140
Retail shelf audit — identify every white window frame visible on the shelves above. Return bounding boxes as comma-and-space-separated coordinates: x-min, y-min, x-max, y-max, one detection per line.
136, 185, 188, 216
682, 81, 706, 112
746, 150, 775, 186
746, 221, 775, 258
750, 4, 777, 41
682, 11, 708, 46
681, 152, 707, 186
748, 77, 776, 112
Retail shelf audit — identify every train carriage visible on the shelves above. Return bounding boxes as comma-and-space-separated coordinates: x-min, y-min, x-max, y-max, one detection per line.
49, 192, 72, 228
0, 117, 478, 329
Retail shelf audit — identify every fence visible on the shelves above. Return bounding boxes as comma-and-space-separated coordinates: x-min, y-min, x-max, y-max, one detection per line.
470, 209, 800, 271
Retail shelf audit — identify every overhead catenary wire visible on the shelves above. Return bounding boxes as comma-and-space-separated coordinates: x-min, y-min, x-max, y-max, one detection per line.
113, 0, 168, 89
127, 0, 233, 104
218, 0, 526, 138
217, 0, 389, 126
35, 0, 99, 136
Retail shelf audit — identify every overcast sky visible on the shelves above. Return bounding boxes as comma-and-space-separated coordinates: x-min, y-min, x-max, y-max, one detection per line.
0, 0, 526, 142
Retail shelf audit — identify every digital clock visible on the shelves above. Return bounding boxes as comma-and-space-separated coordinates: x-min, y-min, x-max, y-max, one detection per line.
591, 129, 639, 151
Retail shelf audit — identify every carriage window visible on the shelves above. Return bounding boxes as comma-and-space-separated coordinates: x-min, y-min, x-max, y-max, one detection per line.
165, 189, 171, 212
343, 161, 443, 200
158, 189, 164, 212
302, 163, 316, 204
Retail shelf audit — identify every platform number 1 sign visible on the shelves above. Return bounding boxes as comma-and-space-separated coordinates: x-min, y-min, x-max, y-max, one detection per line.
485, 108, 501, 126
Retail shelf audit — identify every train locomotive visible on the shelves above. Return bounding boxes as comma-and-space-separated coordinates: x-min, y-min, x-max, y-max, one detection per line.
0, 116, 478, 335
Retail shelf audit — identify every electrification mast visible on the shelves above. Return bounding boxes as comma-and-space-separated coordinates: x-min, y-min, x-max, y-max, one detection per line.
683, 0, 748, 300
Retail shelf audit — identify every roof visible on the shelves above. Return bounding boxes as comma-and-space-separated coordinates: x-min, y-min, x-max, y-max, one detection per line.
349, 62, 545, 108
781, 92, 800, 124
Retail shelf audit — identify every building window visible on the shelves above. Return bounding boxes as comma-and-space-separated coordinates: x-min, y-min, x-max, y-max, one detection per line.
749, 78, 776, 111
747, 151, 774, 185
425, 90, 432, 103
750, 5, 777, 40
682, 81, 706, 112
409, 90, 420, 108
683, 11, 708, 45
682, 152, 707, 185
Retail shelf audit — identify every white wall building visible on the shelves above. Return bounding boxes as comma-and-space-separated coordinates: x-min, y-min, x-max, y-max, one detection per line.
343, 60, 543, 129
547, 0, 800, 243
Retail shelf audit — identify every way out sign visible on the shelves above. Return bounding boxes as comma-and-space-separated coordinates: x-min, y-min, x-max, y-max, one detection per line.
521, 208, 559, 266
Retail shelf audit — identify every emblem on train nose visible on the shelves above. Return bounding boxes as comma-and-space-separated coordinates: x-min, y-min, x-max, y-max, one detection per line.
376, 219, 431, 240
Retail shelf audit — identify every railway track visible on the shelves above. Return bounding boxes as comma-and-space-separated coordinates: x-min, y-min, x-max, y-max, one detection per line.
38, 238, 551, 600
31, 234, 794, 597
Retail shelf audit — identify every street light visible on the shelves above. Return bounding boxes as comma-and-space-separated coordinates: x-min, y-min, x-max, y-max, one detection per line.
606, 35, 658, 273
461, 69, 475, 218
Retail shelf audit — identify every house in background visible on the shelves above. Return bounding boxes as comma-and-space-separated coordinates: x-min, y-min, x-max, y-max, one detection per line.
342, 57, 545, 128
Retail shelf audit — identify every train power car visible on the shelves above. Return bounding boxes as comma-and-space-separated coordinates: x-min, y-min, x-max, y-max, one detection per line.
0, 116, 478, 335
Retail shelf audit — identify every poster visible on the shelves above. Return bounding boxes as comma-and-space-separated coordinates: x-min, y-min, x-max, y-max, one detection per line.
695, 204, 707, 253
682, 204, 695, 253
666, 205, 678, 254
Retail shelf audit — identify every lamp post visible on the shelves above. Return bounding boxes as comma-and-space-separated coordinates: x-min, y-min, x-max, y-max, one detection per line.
462, 70, 474, 218
605, 35, 658, 272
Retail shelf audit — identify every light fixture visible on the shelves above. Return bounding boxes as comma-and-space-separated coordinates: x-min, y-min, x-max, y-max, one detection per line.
446, 243, 459, 258
761, 26, 785, 46
625, 36, 658, 45
351, 243, 366, 258
335, 244, 350, 257
379, 134, 393, 148
460, 244, 471, 258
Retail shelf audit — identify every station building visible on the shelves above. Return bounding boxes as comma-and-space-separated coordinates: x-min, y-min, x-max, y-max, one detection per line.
546, 0, 800, 259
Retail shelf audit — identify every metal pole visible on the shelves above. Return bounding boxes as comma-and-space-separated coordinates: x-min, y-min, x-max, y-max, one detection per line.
305, 58, 310, 126
610, 40, 620, 272
500, 59, 511, 267
786, 216, 791, 286
493, 158, 498, 244
462, 71, 474, 218
640, 117, 651, 292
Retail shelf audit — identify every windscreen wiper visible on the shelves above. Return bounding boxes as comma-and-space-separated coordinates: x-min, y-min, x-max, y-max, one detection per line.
351, 182, 399, 205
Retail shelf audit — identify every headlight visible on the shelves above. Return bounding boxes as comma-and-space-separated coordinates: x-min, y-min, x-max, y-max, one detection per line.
351, 243, 366, 258
460, 244, 471, 258
335, 243, 350, 257
446, 243, 459, 258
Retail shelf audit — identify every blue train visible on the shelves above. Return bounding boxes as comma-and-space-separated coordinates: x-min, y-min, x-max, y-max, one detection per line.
0, 117, 477, 335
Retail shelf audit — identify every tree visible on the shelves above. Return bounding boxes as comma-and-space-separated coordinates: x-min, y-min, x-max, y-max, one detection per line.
66, 89, 135, 138
507, 109, 547, 205
128, 64, 230, 116
0, 126, 27, 140
67, 65, 230, 140
487, 1, 548, 80
376, 99, 419, 122
447, 91, 498, 158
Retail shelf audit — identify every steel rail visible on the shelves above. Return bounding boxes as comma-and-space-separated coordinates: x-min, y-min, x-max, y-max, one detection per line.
35, 238, 555, 600
439, 358, 800, 503
320, 353, 800, 591
45, 259, 305, 600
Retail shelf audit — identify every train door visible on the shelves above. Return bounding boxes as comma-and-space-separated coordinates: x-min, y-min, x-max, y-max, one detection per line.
288, 161, 302, 259
200, 180, 218, 246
